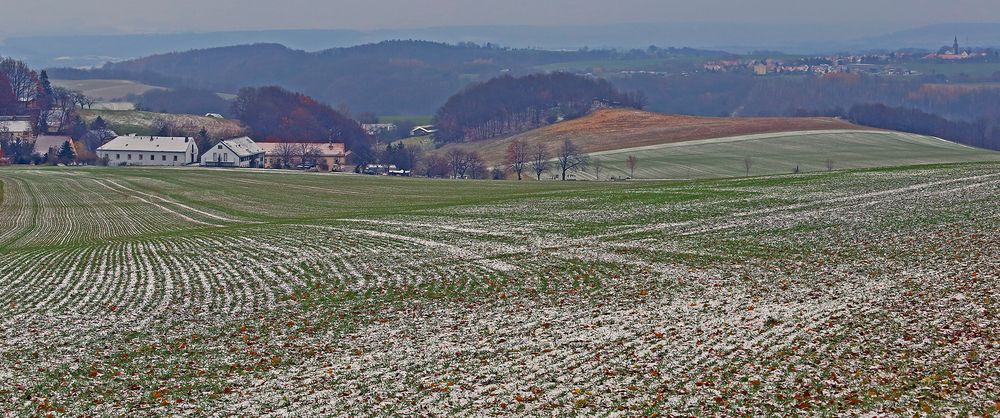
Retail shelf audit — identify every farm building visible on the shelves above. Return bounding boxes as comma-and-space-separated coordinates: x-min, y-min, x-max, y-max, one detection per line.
97, 135, 199, 166
259, 141, 349, 172
201, 137, 266, 168
362, 164, 397, 175
362, 123, 397, 136
33, 135, 74, 158
410, 125, 438, 137
0, 118, 33, 139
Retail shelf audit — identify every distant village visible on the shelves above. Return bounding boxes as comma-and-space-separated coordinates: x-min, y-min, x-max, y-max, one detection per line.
701, 37, 994, 77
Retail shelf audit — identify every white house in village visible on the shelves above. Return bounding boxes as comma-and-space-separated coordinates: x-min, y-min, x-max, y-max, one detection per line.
201, 136, 265, 168
97, 135, 199, 166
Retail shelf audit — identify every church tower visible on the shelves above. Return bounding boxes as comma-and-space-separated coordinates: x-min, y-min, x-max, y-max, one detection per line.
954, 36, 960, 54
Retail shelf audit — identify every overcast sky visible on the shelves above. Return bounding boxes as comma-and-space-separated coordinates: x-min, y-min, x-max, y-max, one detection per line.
3, 0, 999, 36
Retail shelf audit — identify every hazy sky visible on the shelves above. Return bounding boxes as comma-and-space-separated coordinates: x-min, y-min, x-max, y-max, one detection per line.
4, 0, 1000, 36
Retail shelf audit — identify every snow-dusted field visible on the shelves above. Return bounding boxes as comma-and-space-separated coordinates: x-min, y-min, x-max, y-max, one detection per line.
0, 164, 998, 416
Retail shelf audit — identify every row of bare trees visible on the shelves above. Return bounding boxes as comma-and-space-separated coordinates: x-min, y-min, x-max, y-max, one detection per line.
270, 142, 327, 169
505, 138, 591, 181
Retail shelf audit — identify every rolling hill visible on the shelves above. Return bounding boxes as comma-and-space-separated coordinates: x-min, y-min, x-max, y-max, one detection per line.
51, 79, 166, 101
434, 109, 1000, 179
59, 41, 729, 116
436, 109, 865, 162
580, 130, 1000, 179
79, 110, 244, 138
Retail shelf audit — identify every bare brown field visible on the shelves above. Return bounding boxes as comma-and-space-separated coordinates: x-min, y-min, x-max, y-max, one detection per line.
435, 109, 869, 164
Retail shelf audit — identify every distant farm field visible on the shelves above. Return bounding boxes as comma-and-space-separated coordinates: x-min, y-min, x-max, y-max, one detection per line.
1, 163, 998, 415
51, 79, 166, 100
433, 109, 999, 179
79, 109, 245, 137
437, 109, 867, 166
580, 130, 1000, 179
90, 101, 137, 111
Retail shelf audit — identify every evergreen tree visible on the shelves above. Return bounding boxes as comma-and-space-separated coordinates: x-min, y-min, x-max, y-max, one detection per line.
39, 70, 53, 97
90, 116, 108, 131
57, 141, 75, 163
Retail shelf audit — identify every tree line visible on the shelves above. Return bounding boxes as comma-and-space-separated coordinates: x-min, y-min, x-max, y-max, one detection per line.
433, 72, 645, 143
410, 138, 600, 181
845, 104, 1000, 151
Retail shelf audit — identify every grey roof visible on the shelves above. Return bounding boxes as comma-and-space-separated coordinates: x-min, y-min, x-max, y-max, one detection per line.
219, 136, 265, 158
98, 135, 193, 153
33, 136, 73, 155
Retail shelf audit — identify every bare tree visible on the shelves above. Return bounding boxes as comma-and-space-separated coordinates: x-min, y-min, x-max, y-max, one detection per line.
744, 157, 753, 177
274, 141, 299, 168
51, 87, 74, 110
71, 91, 89, 109
530, 142, 550, 181
298, 143, 322, 168
557, 139, 589, 181
466, 152, 486, 179
446, 149, 469, 179
592, 162, 602, 181
625, 155, 638, 178
491, 165, 506, 180
505, 138, 528, 180
825, 158, 835, 172
422, 154, 451, 178
0, 57, 38, 102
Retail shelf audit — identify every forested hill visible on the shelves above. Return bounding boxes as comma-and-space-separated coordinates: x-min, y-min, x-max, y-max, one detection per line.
434, 73, 645, 143
51, 41, 729, 115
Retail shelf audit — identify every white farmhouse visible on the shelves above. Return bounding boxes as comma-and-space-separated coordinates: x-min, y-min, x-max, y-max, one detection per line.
97, 135, 199, 166
201, 136, 265, 168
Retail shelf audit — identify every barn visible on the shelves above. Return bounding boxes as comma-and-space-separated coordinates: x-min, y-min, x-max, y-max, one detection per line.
201, 137, 266, 168
97, 135, 199, 166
